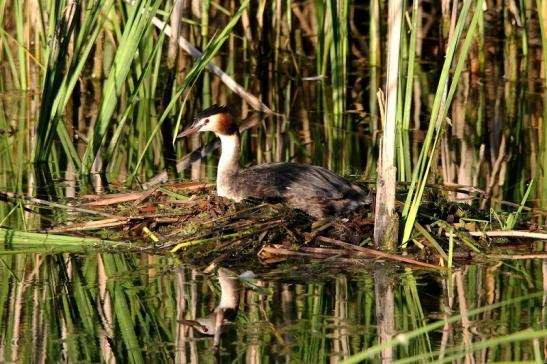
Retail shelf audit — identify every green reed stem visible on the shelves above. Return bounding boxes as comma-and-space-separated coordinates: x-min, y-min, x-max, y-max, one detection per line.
0, 227, 122, 248
131, 0, 250, 176
81, 0, 162, 174
342, 292, 543, 363
401, 0, 483, 243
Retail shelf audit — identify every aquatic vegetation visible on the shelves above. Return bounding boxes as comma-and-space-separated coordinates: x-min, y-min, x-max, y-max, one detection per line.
1, 0, 547, 361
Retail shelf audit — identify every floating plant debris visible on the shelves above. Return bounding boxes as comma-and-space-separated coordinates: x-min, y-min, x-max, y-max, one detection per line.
1, 182, 545, 269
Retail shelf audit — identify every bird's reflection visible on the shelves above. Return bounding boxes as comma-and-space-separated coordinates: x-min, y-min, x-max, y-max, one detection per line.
178, 267, 248, 347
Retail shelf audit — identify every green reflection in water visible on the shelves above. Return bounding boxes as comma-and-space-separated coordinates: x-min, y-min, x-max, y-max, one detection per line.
0, 253, 544, 362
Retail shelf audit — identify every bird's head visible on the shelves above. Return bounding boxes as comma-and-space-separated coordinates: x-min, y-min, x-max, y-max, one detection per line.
177, 104, 237, 139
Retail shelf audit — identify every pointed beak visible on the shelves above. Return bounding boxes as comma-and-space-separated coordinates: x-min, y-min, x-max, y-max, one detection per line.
177, 319, 211, 333
176, 124, 201, 139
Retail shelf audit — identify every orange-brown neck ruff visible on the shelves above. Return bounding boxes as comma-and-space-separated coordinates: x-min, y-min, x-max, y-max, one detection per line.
215, 112, 238, 136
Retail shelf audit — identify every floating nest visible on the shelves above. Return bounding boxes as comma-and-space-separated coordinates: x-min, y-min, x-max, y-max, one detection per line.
44, 181, 547, 270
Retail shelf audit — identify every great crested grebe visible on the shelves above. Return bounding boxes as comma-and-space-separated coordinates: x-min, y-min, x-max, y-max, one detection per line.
177, 104, 371, 218
178, 268, 240, 345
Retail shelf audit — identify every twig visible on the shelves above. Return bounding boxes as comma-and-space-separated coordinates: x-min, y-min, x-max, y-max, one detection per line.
259, 245, 328, 259
298, 246, 353, 256
317, 236, 443, 270
486, 253, 547, 260
47, 218, 130, 233
82, 191, 149, 206
455, 230, 547, 240
0, 191, 119, 218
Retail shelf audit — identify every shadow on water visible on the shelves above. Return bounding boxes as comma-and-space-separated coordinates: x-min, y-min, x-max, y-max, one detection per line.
0, 252, 544, 362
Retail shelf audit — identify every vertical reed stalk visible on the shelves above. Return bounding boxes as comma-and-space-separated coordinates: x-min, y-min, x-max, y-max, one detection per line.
158, 0, 186, 178
34, 0, 110, 168
15, 0, 27, 89
327, 0, 349, 172
401, 0, 483, 243
201, 0, 211, 107
399, 0, 420, 182
369, 0, 381, 135
536, 0, 547, 205
374, 0, 402, 249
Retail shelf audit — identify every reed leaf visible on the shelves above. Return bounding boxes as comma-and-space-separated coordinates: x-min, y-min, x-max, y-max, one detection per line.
0, 227, 123, 248
401, 0, 483, 242
130, 0, 250, 176
341, 292, 543, 364
103, 23, 167, 166
81, 0, 162, 174
34, 0, 113, 167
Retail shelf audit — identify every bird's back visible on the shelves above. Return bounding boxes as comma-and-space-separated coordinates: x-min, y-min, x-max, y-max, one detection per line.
236, 163, 370, 218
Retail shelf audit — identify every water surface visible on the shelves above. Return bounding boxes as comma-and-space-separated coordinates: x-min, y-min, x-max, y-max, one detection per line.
0, 252, 544, 362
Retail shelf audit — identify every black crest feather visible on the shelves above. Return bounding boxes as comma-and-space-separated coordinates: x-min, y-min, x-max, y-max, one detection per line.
195, 104, 230, 121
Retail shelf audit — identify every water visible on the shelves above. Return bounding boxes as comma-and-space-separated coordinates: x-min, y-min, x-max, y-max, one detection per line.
0, 252, 544, 362
2, 1, 547, 361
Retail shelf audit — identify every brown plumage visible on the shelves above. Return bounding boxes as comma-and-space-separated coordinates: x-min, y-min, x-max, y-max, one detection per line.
177, 104, 371, 218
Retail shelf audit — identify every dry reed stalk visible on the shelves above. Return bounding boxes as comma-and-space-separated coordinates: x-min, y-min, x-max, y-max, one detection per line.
461, 230, 547, 240
486, 253, 547, 260
82, 191, 151, 206
0, 191, 119, 218
317, 236, 443, 270
47, 218, 130, 233
374, 0, 403, 249
151, 17, 277, 116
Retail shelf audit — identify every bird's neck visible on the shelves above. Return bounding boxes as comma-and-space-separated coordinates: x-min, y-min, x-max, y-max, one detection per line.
217, 132, 241, 192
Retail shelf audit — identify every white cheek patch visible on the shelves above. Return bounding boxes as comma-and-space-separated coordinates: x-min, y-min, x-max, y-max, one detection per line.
200, 122, 213, 132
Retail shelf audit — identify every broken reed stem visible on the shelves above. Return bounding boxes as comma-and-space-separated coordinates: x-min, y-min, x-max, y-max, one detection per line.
374, 0, 403, 249
0, 191, 119, 218
151, 17, 277, 116
458, 230, 547, 240
82, 190, 158, 206
318, 236, 443, 270
170, 221, 280, 253
47, 218, 130, 233
169, 229, 255, 253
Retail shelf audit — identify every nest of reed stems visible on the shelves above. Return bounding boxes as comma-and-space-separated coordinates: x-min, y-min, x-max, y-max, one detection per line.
44, 181, 547, 271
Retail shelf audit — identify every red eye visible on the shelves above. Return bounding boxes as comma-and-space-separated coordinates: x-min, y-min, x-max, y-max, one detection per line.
204, 118, 209, 124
